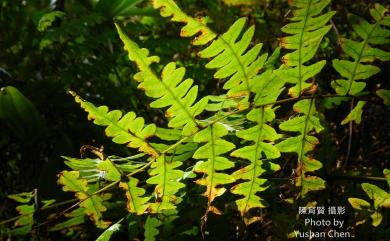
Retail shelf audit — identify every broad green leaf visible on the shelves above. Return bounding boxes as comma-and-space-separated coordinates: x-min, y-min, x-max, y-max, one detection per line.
71, 92, 158, 156
37, 11, 65, 32
0, 86, 44, 139
376, 89, 390, 106
341, 101, 366, 125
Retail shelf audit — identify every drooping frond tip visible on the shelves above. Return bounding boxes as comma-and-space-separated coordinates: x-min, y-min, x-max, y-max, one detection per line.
69, 91, 158, 156
152, 0, 216, 45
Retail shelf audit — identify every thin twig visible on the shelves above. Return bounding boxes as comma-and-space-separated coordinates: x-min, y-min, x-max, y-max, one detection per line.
344, 98, 354, 168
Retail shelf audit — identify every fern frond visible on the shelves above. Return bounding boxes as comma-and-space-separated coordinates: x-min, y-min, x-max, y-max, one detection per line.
119, 178, 150, 215
144, 216, 161, 241
332, 3, 390, 95
377, 89, 390, 106
152, 0, 216, 45
146, 155, 185, 213
153, 1, 268, 104
71, 92, 158, 156
251, 69, 285, 106
193, 123, 236, 215
50, 208, 85, 231
279, 0, 335, 97
58, 170, 111, 228
7, 192, 35, 235
348, 169, 390, 227
341, 101, 366, 125
115, 24, 208, 135
276, 99, 325, 196
198, 18, 268, 98
230, 107, 281, 223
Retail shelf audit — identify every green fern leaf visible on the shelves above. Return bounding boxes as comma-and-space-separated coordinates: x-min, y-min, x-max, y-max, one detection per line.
71, 92, 158, 156
116, 24, 208, 135
58, 170, 111, 228
96, 160, 122, 182
279, 0, 334, 97
341, 101, 366, 125
8, 192, 34, 203
9, 204, 35, 235
7, 192, 35, 236
376, 89, 390, 106
146, 155, 185, 213
349, 169, 390, 227
119, 178, 149, 215
251, 69, 285, 106
193, 123, 235, 215
50, 208, 85, 231
230, 107, 281, 222
361, 183, 390, 209
144, 216, 161, 241
276, 99, 325, 196
152, 0, 216, 45
332, 4, 390, 95
198, 18, 268, 98
384, 169, 390, 186
153, 1, 268, 105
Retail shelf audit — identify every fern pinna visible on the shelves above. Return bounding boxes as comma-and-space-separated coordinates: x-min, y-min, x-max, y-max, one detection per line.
332, 4, 390, 126
4, 1, 390, 240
